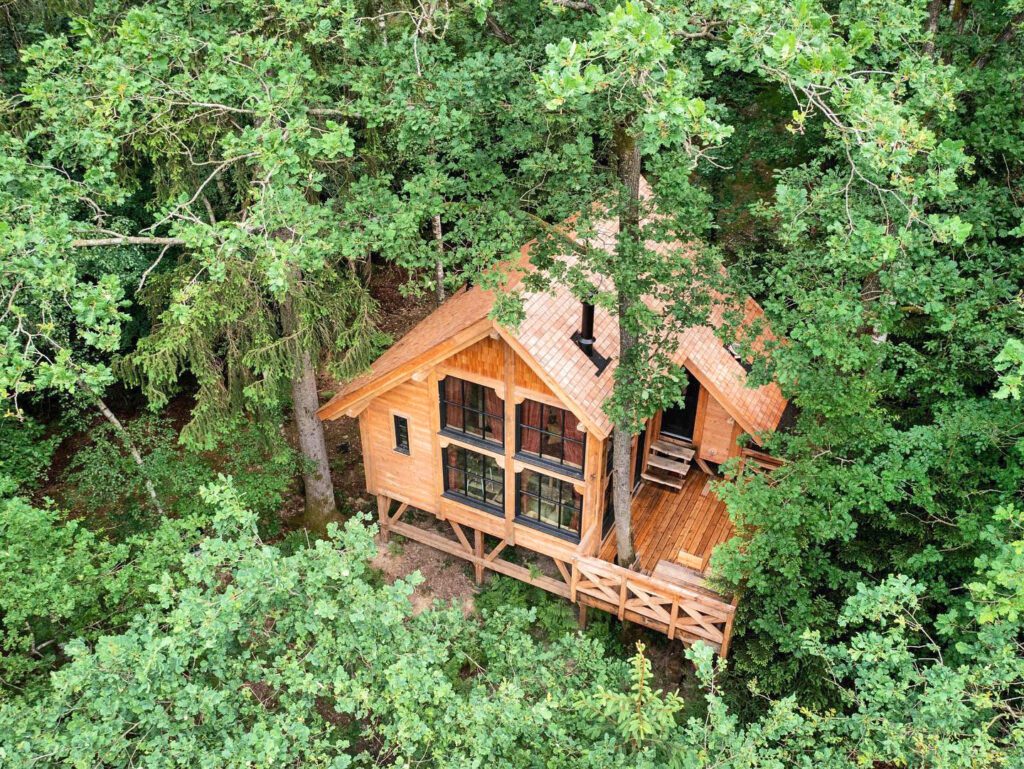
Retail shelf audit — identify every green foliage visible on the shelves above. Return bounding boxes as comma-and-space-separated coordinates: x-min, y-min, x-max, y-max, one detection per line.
0, 493, 206, 694
0, 415, 60, 492
61, 414, 296, 537
2, 481, 1020, 766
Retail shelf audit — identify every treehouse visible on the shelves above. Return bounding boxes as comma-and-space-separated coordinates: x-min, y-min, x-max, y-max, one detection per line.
318, 202, 788, 657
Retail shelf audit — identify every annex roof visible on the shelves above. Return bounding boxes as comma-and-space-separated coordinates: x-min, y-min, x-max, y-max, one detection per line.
318, 183, 788, 443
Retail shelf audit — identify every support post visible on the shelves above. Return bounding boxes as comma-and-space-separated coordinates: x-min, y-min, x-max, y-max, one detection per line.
578, 604, 588, 631
376, 495, 391, 544
473, 529, 485, 584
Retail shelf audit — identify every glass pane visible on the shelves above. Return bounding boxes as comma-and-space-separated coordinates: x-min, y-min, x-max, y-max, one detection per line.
484, 388, 502, 417
466, 382, 483, 411
520, 493, 537, 519
445, 402, 463, 430
541, 432, 562, 463
486, 413, 504, 444
445, 445, 459, 466
465, 411, 484, 438
485, 479, 503, 505
443, 377, 462, 403
539, 500, 558, 526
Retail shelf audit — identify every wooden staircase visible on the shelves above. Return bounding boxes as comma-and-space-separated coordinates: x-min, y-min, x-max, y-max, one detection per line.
641, 439, 695, 490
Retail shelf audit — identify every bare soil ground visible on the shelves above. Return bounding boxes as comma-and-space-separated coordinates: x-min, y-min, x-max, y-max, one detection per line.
372, 538, 478, 616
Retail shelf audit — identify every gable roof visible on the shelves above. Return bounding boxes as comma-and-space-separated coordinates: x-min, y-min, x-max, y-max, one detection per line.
319, 185, 788, 442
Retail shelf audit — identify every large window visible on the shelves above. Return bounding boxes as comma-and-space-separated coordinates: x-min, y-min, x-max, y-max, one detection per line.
440, 377, 504, 446
443, 445, 504, 514
517, 399, 585, 474
516, 468, 582, 540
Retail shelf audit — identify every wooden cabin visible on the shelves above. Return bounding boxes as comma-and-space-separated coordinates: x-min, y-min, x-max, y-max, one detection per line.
318, 202, 788, 657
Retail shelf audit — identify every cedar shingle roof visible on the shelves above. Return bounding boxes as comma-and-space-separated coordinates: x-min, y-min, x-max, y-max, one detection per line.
319, 182, 788, 442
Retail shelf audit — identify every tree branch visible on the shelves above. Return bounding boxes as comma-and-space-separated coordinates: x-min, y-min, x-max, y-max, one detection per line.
973, 11, 1024, 69
550, 0, 597, 13
70, 236, 186, 248
485, 13, 516, 45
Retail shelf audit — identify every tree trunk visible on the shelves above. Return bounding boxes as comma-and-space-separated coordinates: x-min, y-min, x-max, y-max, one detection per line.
923, 0, 945, 57
84, 385, 165, 516
611, 123, 642, 567
279, 282, 339, 534
974, 11, 1024, 69
432, 214, 446, 304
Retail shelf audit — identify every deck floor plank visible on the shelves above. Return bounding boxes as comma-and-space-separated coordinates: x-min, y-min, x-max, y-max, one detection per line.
600, 471, 733, 575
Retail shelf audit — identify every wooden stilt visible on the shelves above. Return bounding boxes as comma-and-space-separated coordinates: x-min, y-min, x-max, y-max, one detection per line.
473, 529, 484, 584
376, 495, 391, 544
578, 604, 588, 631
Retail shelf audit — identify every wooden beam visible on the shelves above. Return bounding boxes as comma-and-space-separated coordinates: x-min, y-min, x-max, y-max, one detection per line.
474, 529, 484, 583
318, 318, 492, 421
387, 519, 571, 598
502, 340, 517, 544
376, 494, 392, 544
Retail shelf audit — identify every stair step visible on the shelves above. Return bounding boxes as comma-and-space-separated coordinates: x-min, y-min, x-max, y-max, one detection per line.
646, 454, 690, 476
651, 439, 695, 461
641, 470, 683, 490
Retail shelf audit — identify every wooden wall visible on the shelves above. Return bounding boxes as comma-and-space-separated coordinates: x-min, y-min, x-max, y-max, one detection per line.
359, 329, 603, 564
692, 386, 741, 464
361, 379, 438, 513
444, 335, 505, 383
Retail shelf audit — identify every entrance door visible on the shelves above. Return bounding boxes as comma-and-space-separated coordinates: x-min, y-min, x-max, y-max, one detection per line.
661, 375, 700, 440
632, 428, 647, 492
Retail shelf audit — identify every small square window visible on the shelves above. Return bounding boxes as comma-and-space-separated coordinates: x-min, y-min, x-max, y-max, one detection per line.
393, 414, 410, 454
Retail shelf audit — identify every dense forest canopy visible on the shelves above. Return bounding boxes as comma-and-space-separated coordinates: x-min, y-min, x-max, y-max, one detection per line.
1, 0, 1022, 766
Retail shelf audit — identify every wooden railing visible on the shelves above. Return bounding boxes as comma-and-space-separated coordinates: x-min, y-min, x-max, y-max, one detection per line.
570, 556, 737, 656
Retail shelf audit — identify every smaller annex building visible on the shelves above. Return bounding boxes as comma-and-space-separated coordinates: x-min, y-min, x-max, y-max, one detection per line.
318, 191, 788, 656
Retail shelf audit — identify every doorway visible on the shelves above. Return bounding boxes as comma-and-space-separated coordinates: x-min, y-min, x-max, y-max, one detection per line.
632, 428, 647, 492
660, 374, 700, 441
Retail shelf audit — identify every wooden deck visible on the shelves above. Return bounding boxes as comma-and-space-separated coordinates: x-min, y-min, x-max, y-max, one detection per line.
375, 492, 738, 655
600, 470, 733, 575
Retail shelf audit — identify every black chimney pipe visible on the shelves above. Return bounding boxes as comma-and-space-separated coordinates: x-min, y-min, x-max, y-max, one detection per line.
579, 301, 595, 357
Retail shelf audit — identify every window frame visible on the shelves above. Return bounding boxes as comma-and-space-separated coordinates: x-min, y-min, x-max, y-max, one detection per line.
515, 468, 583, 542
515, 400, 586, 478
438, 376, 505, 450
392, 412, 411, 455
441, 443, 504, 516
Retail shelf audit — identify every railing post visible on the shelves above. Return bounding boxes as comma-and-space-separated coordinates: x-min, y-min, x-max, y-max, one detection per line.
617, 575, 627, 621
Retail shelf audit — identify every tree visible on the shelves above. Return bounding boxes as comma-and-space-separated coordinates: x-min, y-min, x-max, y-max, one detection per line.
1, 478, 1020, 766
697, 0, 1024, 699
15, 0, 392, 530
534, 1, 732, 564
0, 145, 168, 513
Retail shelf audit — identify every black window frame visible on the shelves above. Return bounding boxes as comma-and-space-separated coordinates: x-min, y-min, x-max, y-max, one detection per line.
393, 414, 410, 455
439, 376, 504, 450
515, 400, 586, 478
442, 444, 504, 516
515, 468, 582, 542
